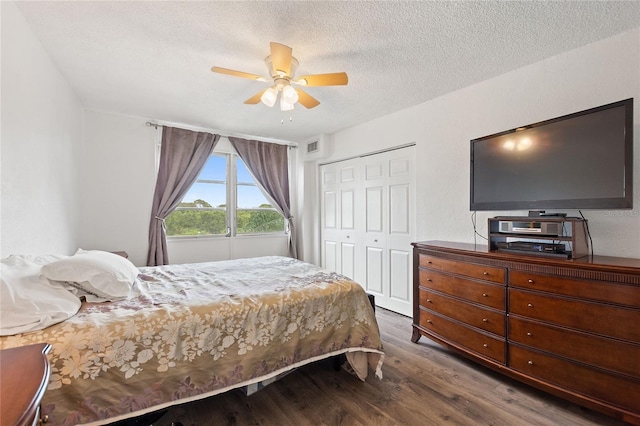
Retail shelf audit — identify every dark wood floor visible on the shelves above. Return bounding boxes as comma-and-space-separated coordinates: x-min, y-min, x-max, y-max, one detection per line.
152, 308, 627, 426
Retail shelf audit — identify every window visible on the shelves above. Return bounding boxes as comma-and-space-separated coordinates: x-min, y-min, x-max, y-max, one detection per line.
165, 153, 285, 237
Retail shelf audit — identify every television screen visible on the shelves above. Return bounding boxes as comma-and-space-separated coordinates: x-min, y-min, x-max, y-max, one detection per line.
470, 98, 633, 211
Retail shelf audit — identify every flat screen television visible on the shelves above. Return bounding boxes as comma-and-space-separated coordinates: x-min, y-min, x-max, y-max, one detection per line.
470, 98, 633, 212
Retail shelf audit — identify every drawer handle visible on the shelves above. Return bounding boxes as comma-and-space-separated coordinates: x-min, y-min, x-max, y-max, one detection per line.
528, 279, 535, 283
426, 299, 432, 303
39, 415, 49, 424
483, 271, 489, 275
427, 260, 432, 264
527, 332, 533, 336
427, 319, 433, 324
426, 278, 433, 282
483, 343, 488, 348
527, 303, 533, 308
482, 293, 488, 297
482, 318, 488, 322
528, 360, 534, 365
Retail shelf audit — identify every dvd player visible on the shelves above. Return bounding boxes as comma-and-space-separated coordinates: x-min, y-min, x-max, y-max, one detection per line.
498, 220, 561, 236
496, 241, 566, 254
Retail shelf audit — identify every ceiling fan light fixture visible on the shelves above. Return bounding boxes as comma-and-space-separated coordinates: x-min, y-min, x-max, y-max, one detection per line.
260, 87, 278, 107
280, 97, 295, 111
281, 84, 299, 104
295, 78, 308, 86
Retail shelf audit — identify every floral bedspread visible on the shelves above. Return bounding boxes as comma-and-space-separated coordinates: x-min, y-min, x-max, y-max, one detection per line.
0, 256, 384, 425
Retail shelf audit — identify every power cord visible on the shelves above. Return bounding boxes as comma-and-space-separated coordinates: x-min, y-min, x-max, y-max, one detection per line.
471, 211, 488, 248
578, 210, 594, 257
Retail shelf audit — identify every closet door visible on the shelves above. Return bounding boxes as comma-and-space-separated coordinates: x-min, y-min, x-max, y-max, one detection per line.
363, 148, 414, 316
320, 146, 415, 316
384, 151, 414, 315
320, 158, 362, 281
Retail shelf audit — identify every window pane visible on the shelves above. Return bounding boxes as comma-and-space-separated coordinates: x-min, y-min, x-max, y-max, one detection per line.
182, 182, 226, 208
165, 209, 227, 236
167, 154, 227, 237
236, 209, 285, 234
198, 155, 227, 181
237, 185, 270, 209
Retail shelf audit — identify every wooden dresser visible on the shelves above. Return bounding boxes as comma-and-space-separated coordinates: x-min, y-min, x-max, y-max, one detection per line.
412, 241, 640, 425
0, 343, 51, 425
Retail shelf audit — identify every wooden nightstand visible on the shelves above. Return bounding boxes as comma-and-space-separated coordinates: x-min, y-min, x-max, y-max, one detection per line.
0, 343, 51, 425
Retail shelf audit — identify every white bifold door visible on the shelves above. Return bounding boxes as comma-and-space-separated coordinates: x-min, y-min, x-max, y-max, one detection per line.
320, 146, 415, 316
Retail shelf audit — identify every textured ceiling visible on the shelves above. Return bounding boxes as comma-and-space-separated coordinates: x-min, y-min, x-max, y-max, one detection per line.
13, 1, 640, 143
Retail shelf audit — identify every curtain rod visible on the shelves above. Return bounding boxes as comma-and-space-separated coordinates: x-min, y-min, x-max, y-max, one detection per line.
145, 121, 298, 148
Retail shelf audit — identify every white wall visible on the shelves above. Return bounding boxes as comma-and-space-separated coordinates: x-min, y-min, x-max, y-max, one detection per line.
79, 111, 157, 266
313, 28, 640, 259
0, 2, 83, 257
297, 158, 320, 265
167, 234, 289, 265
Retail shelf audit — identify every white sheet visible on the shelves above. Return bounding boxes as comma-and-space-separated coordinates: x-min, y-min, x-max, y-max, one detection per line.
0, 254, 81, 336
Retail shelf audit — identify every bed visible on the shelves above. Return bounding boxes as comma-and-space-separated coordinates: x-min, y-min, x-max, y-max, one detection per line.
0, 253, 384, 426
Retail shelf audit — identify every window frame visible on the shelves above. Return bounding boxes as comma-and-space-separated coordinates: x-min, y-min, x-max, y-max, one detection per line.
167, 150, 286, 239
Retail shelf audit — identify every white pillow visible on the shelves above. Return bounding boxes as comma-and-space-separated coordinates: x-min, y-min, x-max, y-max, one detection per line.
41, 249, 138, 300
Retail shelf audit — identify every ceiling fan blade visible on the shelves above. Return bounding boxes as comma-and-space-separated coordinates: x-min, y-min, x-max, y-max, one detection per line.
244, 89, 267, 104
211, 66, 266, 81
270, 42, 293, 76
296, 88, 320, 109
297, 72, 348, 86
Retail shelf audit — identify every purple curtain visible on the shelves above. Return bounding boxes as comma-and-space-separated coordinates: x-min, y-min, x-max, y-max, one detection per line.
147, 127, 220, 266
228, 137, 298, 259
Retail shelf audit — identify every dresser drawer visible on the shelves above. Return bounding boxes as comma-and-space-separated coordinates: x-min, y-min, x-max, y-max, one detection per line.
509, 289, 640, 343
418, 269, 505, 310
509, 316, 640, 378
419, 254, 505, 284
419, 308, 505, 364
419, 288, 505, 336
509, 344, 640, 414
510, 270, 640, 308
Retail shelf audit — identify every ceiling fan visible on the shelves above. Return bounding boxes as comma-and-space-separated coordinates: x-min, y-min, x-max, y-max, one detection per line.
211, 42, 348, 110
